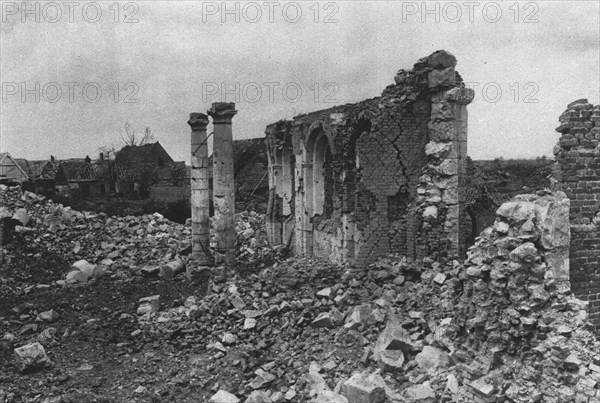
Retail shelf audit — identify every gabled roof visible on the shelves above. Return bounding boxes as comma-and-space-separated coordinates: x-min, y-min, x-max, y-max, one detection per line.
115, 141, 174, 166
0, 152, 29, 181
14, 159, 58, 180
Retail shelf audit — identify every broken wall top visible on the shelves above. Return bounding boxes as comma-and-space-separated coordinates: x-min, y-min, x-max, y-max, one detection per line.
265, 50, 474, 140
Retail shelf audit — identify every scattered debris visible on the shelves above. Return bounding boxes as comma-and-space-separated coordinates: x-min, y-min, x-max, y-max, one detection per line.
13, 342, 52, 373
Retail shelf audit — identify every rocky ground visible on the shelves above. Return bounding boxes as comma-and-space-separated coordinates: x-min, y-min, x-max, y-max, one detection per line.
3, 185, 600, 403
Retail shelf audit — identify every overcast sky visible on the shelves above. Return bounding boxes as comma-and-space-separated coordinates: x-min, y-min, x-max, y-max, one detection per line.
1, 0, 599, 162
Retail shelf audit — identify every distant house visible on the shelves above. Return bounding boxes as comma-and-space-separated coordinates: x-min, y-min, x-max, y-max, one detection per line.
114, 141, 176, 197
115, 141, 173, 166
148, 161, 189, 202
54, 156, 113, 197
15, 157, 60, 193
0, 152, 29, 184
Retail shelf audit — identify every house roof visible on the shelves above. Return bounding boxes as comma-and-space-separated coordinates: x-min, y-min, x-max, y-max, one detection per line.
58, 160, 111, 182
14, 159, 59, 180
0, 152, 29, 181
115, 141, 173, 166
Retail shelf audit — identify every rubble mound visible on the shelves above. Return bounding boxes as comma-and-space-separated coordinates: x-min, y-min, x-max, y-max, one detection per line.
3, 183, 600, 402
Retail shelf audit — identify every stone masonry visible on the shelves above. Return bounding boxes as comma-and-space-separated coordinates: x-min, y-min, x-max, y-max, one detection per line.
554, 99, 600, 329
265, 50, 474, 267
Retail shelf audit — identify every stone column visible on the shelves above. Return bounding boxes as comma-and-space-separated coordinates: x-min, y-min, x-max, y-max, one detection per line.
187, 113, 212, 280
208, 102, 237, 266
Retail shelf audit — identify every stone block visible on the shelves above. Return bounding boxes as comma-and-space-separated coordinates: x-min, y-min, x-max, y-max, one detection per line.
13, 342, 52, 373
415, 346, 450, 372
342, 372, 387, 403
210, 390, 240, 403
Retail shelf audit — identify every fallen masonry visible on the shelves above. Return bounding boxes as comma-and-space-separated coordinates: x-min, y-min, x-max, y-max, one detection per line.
124, 187, 600, 401
4, 138, 600, 400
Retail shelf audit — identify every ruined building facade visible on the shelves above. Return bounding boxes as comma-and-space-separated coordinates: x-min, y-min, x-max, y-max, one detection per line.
265, 51, 474, 266
555, 99, 600, 328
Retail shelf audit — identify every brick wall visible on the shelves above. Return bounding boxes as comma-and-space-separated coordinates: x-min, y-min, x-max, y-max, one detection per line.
266, 50, 474, 266
555, 99, 600, 329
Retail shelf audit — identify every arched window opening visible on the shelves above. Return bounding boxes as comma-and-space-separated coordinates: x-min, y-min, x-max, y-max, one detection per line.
313, 134, 329, 217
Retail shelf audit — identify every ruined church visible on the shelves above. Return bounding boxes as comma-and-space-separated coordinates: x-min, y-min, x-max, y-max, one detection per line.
265, 50, 474, 266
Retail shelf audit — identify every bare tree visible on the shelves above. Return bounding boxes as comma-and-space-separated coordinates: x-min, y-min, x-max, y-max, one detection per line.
119, 123, 154, 147
141, 127, 154, 146
98, 144, 118, 160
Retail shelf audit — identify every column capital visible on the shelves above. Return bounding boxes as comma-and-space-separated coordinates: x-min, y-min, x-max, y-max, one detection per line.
208, 102, 238, 124
188, 113, 209, 131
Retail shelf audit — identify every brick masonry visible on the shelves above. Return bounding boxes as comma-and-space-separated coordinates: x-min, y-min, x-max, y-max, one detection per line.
555, 99, 600, 329
265, 51, 474, 267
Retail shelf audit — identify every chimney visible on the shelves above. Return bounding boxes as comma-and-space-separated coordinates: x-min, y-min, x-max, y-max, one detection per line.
99, 152, 104, 161
50, 155, 55, 162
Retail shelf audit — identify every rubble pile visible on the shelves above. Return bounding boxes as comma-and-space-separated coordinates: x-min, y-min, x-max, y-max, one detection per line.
232, 211, 286, 270
0, 185, 276, 286
4, 183, 600, 402
0, 185, 191, 283
139, 190, 600, 402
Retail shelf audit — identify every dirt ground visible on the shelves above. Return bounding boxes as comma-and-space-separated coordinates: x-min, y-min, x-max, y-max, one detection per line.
0, 230, 370, 403
0, 235, 209, 402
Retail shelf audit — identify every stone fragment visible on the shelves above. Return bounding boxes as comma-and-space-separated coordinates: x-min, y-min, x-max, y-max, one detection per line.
316, 287, 332, 298
468, 377, 495, 397
415, 346, 449, 372
493, 220, 509, 234
36, 310, 59, 322
12, 208, 30, 226
230, 295, 246, 310
379, 349, 404, 370
13, 342, 52, 373
428, 67, 456, 89
427, 50, 457, 69
496, 201, 535, 223
404, 382, 435, 401
222, 332, 237, 345
244, 318, 257, 330
311, 309, 343, 328
137, 295, 160, 315
509, 243, 538, 263
374, 315, 420, 359
423, 206, 438, 220
342, 372, 386, 403
244, 391, 272, 403
210, 390, 240, 403
312, 390, 348, 403
249, 369, 276, 389
564, 353, 581, 370
425, 142, 453, 158
140, 265, 160, 277
306, 364, 329, 396
446, 374, 459, 394
433, 273, 446, 285
557, 325, 572, 337
160, 259, 186, 279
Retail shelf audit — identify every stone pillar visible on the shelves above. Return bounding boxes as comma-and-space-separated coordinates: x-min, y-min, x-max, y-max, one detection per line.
208, 102, 237, 266
417, 85, 474, 261
187, 113, 212, 277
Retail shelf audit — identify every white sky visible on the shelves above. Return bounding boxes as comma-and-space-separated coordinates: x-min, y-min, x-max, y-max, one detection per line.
1, 0, 599, 162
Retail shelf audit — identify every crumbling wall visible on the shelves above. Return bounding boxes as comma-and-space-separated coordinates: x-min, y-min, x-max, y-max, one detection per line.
266, 50, 474, 266
555, 99, 600, 328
